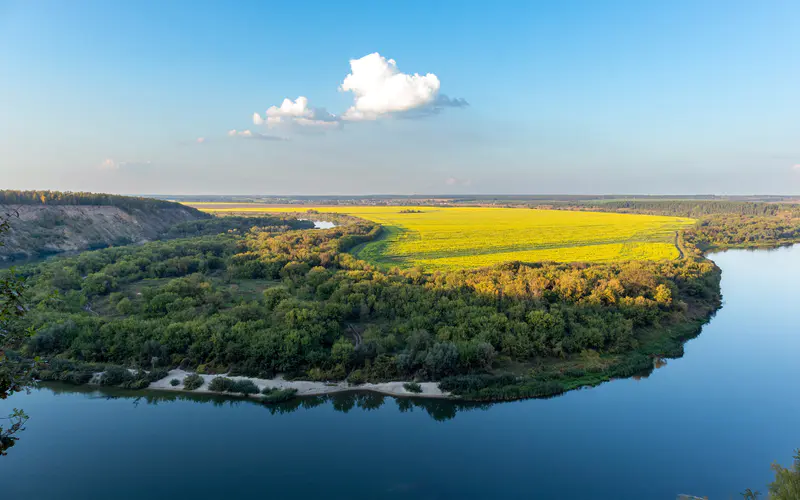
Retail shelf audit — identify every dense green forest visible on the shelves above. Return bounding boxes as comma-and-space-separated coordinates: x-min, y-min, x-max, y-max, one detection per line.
4, 210, 724, 400
0, 190, 199, 214
683, 215, 800, 251
552, 199, 800, 256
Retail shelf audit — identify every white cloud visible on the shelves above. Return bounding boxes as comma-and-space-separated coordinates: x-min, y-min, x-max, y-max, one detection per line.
267, 97, 314, 118
228, 129, 286, 141
253, 96, 340, 129
793, 164, 800, 171
229, 129, 252, 137
196, 137, 206, 144
100, 158, 152, 170
340, 53, 441, 120
244, 53, 465, 135
445, 176, 472, 187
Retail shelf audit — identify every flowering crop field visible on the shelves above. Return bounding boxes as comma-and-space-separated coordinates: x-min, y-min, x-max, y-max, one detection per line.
188, 204, 695, 270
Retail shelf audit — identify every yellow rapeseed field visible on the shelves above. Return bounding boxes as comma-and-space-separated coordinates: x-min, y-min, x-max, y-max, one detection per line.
187, 204, 695, 270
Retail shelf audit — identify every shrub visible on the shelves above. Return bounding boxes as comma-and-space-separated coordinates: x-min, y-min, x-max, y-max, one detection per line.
119, 378, 150, 390
170, 378, 180, 387
100, 366, 133, 386
183, 374, 204, 390
63, 371, 93, 385
348, 369, 366, 385
230, 379, 259, 395
147, 368, 169, 382
403, 382, 423, 393
208, 376, 235, 392
261, 387, 298, 404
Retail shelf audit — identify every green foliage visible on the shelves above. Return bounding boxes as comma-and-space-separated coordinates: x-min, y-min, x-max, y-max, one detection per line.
261, 387, 298, 404
685, 215, 800, 251
208, 377, 235, 392
230, 379, 259, 395
147, 368, 169, 382
768, 449, 800, 499
403, 382, 422, 393
331, 337, 355, 367
0, 189, 206, 214
170, 378, 180, 387
100, 366, 133, 386
560, 199, 800, 218
183, 374, 204, 390
162, 216, 313, 239
348, 369, 365, 385
9, 209, 732, 402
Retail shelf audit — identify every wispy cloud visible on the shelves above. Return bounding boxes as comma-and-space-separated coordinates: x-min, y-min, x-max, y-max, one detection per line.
445, 176, 472, 187
99, 158, 153, 170
227, 129, 287, 141
100, 158, 117, 169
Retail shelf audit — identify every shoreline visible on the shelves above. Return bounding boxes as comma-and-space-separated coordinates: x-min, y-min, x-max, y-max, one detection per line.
144, 369, 450, 400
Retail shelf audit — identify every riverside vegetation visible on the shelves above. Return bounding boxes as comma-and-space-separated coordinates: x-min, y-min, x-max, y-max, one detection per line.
6, 210, 721, 402
3, 194, 800, 403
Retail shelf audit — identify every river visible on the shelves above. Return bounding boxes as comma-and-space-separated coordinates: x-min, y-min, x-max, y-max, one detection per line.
1, 246, 799, 499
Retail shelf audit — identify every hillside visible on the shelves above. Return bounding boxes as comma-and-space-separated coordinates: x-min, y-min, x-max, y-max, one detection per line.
0, 192, 209, 260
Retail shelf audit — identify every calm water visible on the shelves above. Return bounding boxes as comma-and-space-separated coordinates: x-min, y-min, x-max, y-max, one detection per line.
2, 246, 799, 499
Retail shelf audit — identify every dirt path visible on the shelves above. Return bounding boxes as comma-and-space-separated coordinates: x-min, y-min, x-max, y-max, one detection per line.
346, 324, 363, 348
674, 231, 685, 259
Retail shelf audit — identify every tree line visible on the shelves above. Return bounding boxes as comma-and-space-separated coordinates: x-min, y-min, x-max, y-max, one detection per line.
0, 189, 196, 213
548, 200, 800, 218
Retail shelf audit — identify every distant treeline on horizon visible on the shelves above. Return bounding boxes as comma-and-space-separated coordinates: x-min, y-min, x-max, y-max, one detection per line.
156, 193, 798, 203
0, 190, 193, 213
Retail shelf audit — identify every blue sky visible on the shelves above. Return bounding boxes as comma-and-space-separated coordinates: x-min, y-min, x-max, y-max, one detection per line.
1, 0, 799, 195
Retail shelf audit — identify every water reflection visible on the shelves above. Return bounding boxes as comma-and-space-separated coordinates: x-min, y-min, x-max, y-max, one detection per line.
43, 382, 491, 422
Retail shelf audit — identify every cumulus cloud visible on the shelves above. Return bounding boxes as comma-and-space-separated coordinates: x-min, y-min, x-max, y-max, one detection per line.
228, 129, 286, 141
340, 53, 442, 121
253, 97, 340, 129
242, 53, 465, 136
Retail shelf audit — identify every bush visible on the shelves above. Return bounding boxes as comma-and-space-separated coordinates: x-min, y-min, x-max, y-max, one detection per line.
438, 374, 517, 394
403, 382, 423, 393
147, 368, 169, 382
183, 374, 204, 390
63, 371, 94, 385
348, 369, 366, 385
230, 379, 259, 395
261, 387, 298, 404
208, 376, 235, 392
170, 378, 180, 387
100, 366, 133, 386
119, 378, 151, 390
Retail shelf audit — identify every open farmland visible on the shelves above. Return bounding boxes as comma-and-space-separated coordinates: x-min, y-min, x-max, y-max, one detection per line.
186, 204, 695, 270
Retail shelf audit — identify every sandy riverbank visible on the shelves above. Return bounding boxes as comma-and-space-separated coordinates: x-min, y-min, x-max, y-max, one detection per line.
147, 369, 449, 399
